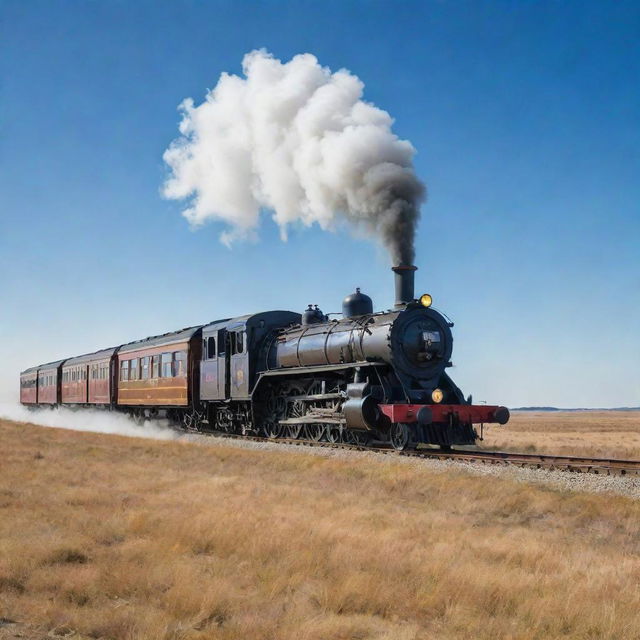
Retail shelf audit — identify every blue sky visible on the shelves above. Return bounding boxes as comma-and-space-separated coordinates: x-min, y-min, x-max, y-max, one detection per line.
1, 0, 638, 407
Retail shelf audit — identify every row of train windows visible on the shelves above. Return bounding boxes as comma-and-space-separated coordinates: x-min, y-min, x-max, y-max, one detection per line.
20, 376, 54, 388
90, 365, 109, 380
61, 366, 108, 383
62, 369, 87, 383
120, 351, 187, 382
203, 331, 245, 359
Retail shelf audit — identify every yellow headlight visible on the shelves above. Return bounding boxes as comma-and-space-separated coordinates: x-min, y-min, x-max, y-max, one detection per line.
420, 293, 433, 308
431, 388, 443, 403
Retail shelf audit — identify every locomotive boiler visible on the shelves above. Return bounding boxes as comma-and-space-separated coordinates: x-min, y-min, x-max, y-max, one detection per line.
273, 266, 453, 396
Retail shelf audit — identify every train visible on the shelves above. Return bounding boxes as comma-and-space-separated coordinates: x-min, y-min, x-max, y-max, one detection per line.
19, 265, 509, 450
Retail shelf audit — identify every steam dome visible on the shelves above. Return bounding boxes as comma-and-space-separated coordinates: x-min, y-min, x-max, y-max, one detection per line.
342, 288, 373, 318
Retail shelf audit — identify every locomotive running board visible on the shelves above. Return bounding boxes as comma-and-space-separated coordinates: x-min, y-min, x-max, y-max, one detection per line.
257, 361, 386, 378
278, 416, 344, 425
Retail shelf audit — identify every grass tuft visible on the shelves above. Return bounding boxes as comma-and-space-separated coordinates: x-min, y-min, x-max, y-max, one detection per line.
46, 549, 89, 565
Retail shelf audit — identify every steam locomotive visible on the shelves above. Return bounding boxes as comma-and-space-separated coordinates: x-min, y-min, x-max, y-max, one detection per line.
20, 265, 509, 450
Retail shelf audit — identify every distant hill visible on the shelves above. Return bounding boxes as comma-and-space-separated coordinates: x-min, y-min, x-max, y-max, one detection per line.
511, 406, 640, 412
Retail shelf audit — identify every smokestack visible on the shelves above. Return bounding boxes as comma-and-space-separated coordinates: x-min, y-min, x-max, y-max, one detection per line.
392, 265, 417, 308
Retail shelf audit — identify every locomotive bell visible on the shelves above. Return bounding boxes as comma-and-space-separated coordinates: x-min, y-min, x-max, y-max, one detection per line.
342, 288, 373, 318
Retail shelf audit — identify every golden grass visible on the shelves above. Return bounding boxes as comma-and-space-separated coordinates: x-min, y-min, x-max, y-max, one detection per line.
2, 416, 640, 639
481, 410, 640, 459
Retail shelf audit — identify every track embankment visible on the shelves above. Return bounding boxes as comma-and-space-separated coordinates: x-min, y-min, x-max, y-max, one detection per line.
197, 431, 640, 476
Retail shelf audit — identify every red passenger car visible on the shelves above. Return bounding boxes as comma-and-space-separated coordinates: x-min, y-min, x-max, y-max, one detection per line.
61, 358, 88, 404
62, 348, 117, 406
19, 367, 38, 405
88, 348, 117, 405
36, 360, 65, 405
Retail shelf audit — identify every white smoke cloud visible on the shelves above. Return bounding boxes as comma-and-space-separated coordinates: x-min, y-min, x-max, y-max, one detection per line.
163, 49, 425, 264
0, 403, 179, 441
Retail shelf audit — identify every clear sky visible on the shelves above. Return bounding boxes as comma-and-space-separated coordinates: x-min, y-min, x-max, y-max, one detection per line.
1, 0, 638, 407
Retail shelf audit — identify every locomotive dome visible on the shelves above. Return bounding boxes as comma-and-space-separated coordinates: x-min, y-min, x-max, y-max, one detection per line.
342, 288, 373, 318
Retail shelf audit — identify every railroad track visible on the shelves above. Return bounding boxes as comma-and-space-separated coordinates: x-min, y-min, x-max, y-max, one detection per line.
202, 431, 640, 476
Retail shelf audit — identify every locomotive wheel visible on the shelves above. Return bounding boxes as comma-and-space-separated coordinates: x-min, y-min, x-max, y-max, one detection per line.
182, 412, 195, 431
285, 424, 303, 439
345, 430, 370, 446
215, 408, 234, 433
183, 410, 204, 432
326, 425, 342, 443
390, 423, 411, 451
263, 420, 283, 439
343, 429, 356, 445
284, 386, 305, 440
303, 424, 325, 441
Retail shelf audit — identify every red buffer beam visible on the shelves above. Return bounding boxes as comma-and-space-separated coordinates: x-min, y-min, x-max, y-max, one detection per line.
379, 404, 510, 426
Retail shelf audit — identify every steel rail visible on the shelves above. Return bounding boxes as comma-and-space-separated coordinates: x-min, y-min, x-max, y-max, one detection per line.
197, 431, 640, 477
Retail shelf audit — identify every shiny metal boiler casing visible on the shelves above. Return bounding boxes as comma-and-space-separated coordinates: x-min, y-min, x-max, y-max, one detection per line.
273, 306, 453, 382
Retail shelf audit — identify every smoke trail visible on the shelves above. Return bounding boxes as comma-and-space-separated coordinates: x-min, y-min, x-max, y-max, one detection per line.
0, 403, 179, 441
162, 49, 425, 264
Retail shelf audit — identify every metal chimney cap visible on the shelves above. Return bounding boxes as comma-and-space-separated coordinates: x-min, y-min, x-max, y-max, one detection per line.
391, 265, 418, 273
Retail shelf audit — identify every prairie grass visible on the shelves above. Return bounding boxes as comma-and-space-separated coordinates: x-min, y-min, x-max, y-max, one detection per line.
2, 416, 640, 639
481, 410, 640, 459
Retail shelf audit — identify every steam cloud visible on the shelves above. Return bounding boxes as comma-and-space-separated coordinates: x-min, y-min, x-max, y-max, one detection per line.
163, 49, 425, 264
0, 403, 179, 441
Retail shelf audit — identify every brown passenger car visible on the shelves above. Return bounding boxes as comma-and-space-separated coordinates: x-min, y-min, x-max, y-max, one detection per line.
117, 327, 203, 408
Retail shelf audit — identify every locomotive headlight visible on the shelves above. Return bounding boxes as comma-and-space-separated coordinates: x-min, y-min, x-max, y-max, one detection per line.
420, 293, 433, 308
431, 388, 444, 403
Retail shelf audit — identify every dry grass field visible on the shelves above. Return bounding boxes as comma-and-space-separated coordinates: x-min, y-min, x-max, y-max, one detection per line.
2, 414, 640, 639
481, 410, 640, 459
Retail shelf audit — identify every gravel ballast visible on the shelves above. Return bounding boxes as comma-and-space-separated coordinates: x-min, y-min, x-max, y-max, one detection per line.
185, 433, 640, 499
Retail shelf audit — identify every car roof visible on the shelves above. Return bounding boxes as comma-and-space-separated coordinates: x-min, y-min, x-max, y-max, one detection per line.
202, 311, 300, 332
63, 347, 119, 366
117, 324, 206, 354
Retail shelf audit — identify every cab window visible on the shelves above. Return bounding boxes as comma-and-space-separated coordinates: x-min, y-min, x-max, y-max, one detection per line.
230, 331, 245, 355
